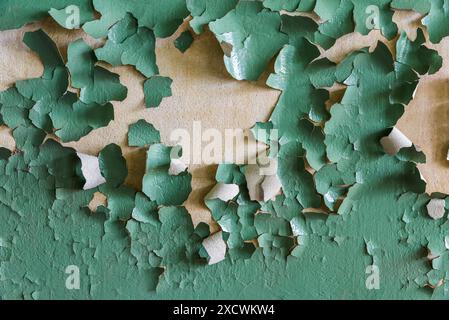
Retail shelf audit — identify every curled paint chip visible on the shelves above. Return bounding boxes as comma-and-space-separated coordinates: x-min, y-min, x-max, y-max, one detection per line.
187, 0, 239, 34
202, 231, 227, 265
98, 143, 128, 187
244, 162, 281, 202
380, 127, 413, 155
77, 152, 106, 190
426, 199, 446, 220
95, 13, 159, 78
143, 76, 173, 108
209, 0, 288, 81
67, 39, 128, 105
0, 29, 120, 145
50, 93, 114, 142
142, 144, 192, 206
175, 30, 194, 53
206, 182, 240, 201
168, 158, 188, 176
128, 119, 161, 147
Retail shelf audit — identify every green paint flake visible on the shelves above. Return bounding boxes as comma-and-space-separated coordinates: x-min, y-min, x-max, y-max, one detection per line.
351, 0, 398, 40
422, 0, 449, 44
216, 163, 246, 185
126, 206, 205, 270
131, 192, 159, 224
391, 0, 449, 44
29, 139, 84, 189
143, 76, 173, 108
142, 144, 192, 206
277, 142, 322, 209
281, 14, 334, 51
266, 40, 335, 170
254, 213, 296, 260
67, 39, 127, 105
263, 0, 304, 11
174, 30, 194, 53
50, 93, 114, 142
391, 0, 431, 13
206, 164, 302, 260
395, 146, 426, 164
396, 28, 442, 76
0, 29, 117, 148
0, 1, 94, 31
270, 0, 398, 48
0, 147, 11, 160
187, 0, 239, 34
95, 13, 159, 78
16, 30, 68, 101
83, 0, 189, 39
205, 194, 258, 255
98, 143, 128, 188
128, 119, 161, 147
209, 0, 288, 81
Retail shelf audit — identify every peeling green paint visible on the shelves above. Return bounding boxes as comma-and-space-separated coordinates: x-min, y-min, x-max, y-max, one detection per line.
67, 39, 127, 105
142, 144, 192, 206
83, 0, 189, 39
143, 76, 173, 108
209, 1, 288, 81
95, 13, 159, 78
2, 0, 449, 300
128, 119, 161, 147
0, 1, 94, 30
175, 30, 194, 53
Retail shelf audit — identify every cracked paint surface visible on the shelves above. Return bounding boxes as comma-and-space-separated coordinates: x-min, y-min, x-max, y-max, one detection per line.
1, 0, 449, 299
